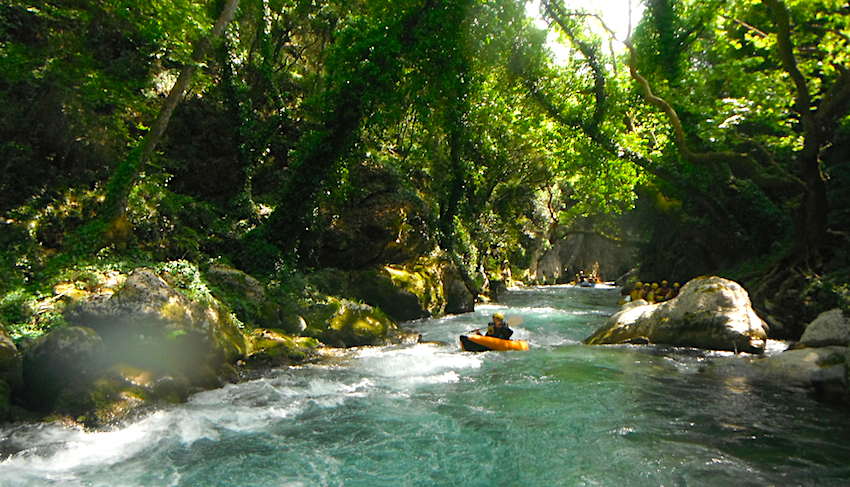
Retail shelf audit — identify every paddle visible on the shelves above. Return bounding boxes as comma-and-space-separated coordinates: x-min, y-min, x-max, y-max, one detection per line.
505, 315, 523, 327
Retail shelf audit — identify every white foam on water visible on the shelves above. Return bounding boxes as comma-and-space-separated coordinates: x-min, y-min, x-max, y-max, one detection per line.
0, 371, 376, 484
764, 339, 789, 356
0, 412, 172, 483
351, 343, 481, 380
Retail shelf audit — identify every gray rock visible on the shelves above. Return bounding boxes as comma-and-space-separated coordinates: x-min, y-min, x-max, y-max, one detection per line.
799, 309, 850, 347
441, 263, 474, 315
751, 346, 848, 389
585, 276, 768, 354
0, 322, 22, 388
532, 233, 635, 283
206, 264, 266, 302
65, 268, 247, 386
22, 326, 105, 407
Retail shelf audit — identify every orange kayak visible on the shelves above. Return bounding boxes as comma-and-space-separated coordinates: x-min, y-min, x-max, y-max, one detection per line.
459, 334, 529, 352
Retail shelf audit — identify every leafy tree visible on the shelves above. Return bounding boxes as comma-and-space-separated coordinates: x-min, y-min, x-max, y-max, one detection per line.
100, 0, 241, 223
533, 0, 850, 334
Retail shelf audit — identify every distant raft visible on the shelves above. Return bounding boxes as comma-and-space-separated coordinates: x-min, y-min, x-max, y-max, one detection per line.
459, 334, 529, 352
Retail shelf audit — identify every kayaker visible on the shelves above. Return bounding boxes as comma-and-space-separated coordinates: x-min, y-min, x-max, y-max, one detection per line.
475, 311, 513, 340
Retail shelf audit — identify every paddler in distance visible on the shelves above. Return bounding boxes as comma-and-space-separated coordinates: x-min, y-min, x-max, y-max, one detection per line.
474, 311, 514, 340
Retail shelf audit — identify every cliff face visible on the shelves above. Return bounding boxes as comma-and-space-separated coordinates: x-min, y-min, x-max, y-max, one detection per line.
532, 233, 637, 284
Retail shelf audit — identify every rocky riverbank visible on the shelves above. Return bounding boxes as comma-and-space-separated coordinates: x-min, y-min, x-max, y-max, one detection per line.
0, 254, 477, 428
3, 271, 847, 428
585, 276, 850, 406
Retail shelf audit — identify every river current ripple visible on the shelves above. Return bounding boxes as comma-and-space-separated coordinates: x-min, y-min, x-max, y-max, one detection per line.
1, 285, 849, 486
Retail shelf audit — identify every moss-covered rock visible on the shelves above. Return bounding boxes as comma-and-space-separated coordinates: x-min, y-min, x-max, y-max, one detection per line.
309, 267, 431, 323
303, 298, 398, 348
383, 263, 444, 317
246, 328, 322, 366
21, 326, 105, 410
307, 254, 473, 322
65, 267, 248, 388
585, 276, 769, 354
48, 363, 194, 427
206, 264, 266, 302
0, 321, 22, 389
314, 164, 433, 270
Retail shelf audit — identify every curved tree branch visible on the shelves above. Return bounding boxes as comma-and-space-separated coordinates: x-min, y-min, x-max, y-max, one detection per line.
542, 1, 607, 132
763, 0, 813, 131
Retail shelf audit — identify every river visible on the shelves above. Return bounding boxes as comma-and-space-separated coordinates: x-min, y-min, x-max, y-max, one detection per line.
1, 284, 849, 486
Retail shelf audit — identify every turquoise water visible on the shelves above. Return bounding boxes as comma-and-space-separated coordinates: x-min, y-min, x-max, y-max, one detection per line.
2, 285, 849, 486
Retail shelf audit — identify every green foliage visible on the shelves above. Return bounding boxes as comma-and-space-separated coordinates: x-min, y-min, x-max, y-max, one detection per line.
0, 0, 214, 214
156, 260, 212, 304
2, 0, 848, 340
0, 289, 69, 343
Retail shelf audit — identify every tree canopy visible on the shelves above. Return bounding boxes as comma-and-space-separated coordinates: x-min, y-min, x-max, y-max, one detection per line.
2, 0, 849, 337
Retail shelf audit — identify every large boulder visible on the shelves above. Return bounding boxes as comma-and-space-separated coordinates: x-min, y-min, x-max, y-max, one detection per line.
585, 276, 769, 354
315, 165, 433, 270
308, 268, 431, 323
65, 268, 248, 387
21, 326, 105, 410
441, 261, 474, 315
303, 298, 401, 348
0, 321, 22, 421
308, 254, 474, 322
798, 309, 850, 348
0, 322, 22, 388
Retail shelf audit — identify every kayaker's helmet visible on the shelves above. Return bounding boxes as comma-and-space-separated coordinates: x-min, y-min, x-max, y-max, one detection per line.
661, 280, 668, 286
651, 283, 659, 289
493, 311, 505, 321
674, 282, 680, 288
635, 281, 642, 288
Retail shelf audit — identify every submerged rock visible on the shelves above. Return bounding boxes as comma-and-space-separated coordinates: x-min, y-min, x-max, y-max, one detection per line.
585, 276, 768, 354
745, 309, 850, 405
751, 347, 847, 388
245, 329, 322, 366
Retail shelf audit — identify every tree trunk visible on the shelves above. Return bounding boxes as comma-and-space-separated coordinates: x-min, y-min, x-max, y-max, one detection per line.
101, 0, 241, 224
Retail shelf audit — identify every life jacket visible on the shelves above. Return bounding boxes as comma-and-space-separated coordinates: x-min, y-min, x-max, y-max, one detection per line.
486, 322, 513, 340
